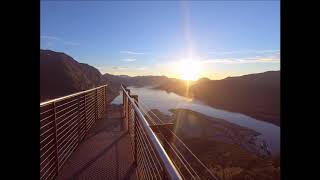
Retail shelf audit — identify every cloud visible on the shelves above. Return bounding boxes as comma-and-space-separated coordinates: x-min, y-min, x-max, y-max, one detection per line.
121, 58, 136, 62
136, 67, 146, 70
201, 55, 280, 64
209, 49, 280, 55
41, 34, 80, 46
112, 66, 128, 70
120, 51, 144, 55
41, 35, 61, 41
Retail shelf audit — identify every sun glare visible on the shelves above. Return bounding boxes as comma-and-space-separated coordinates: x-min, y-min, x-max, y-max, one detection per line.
178, 59, 201, 81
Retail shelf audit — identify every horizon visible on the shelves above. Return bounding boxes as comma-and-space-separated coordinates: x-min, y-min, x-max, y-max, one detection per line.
41, 1, 280, 80
41, 48, 279, 81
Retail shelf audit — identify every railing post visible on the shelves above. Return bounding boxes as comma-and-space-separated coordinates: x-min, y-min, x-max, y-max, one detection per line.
84, 94, 87, 134
126, 89, 130, 125
119, 86, 183, 179
95, 88, 98, 120
104, 86, 106, 113
52, 102, 59, 176
133, 112, 138, 168
77, 95, 81, 144
131, 95, 138, 164
132, 95, 138, 106
124, 89, 130, 131
121, 86, 128, 131
122, 87, 125, 119
122, 88, 125, 127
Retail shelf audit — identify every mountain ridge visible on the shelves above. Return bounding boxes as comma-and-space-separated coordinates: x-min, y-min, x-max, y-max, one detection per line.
155, 70, 280, 126
40, 49, 172, 102
41, 49, 109, 102
40, 49, 280, 126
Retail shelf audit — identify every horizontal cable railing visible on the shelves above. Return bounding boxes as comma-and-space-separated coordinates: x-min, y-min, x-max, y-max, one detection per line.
40, 85, 107, 180
122, 85, 218, 180
122, 85, 182, 180
141, 100, 218, 179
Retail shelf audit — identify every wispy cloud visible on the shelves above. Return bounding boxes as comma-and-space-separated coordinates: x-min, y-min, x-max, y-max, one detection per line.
201, 55, 280, 64
201, 50, 280, 64
41, 35, 61, 41
121, 58, 136, 62
41, 34, 80, 46
209, 49, 280, 55
95, 64, 149, 75
136, 67, 146, 70
112, 66, 128, 70
120, 51, 145, 55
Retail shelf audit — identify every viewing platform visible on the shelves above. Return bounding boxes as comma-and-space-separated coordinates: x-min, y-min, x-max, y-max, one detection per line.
56, 105, 136, 180
40, 85, 217, 180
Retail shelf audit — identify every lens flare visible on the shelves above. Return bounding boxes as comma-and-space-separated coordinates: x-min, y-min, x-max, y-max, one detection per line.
178, 59, 201, 81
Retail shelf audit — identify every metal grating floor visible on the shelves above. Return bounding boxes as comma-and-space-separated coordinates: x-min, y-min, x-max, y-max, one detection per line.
57, 105, 136, 180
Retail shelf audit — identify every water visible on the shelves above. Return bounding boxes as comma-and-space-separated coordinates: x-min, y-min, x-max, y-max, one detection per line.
112, 86, 280, 155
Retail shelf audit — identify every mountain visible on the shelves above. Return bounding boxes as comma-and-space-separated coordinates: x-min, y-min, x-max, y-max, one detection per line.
40, 49, 118, 102
40, 49, 170, 102
40, 49, 169, 102
154, 78, 197, 96
40, 50, 280, 125
156, 71, 280, 126
101, 73, 171, 88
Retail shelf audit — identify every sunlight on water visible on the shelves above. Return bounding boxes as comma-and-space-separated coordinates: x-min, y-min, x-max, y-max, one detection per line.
112, 86, 280, 155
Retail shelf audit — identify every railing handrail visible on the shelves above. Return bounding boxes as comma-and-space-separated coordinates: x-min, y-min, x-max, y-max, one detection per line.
40, 85, 108, 107
121, 85, 182, 180
40, 85, 107, 180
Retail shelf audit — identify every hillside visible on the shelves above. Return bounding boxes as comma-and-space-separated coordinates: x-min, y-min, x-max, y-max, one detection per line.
192, 71, 280, 126
40, 49, 171, 103
102, 73, 171, 88
154, 78, 195, 96
40, 49, 118, 102
40, 50, 280, 126
156, 71, 280, 126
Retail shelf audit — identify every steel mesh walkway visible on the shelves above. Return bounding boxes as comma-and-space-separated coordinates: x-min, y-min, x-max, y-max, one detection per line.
40, 85, 216, 180
56, 105, 136, 180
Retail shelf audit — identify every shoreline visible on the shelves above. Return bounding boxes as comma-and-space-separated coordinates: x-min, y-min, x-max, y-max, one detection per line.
154, 86, 280, 127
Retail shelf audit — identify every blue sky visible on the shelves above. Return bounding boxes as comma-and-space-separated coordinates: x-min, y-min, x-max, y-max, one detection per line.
41, 1, 280, 80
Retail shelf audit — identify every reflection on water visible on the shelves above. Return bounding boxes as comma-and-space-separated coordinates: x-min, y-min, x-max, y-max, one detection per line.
112, 86, 280, 155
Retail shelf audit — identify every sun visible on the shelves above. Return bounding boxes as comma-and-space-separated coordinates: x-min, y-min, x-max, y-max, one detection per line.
178, 59, 201, 81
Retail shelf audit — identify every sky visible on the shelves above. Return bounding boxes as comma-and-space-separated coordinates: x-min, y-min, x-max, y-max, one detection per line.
41, 1, 280, 80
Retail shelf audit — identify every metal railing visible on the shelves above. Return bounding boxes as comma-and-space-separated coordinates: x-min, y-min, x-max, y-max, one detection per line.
122, 85, 182, 180
40, 85, 107, 180
122, 86, 218, 180
139, 102, 218, 180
